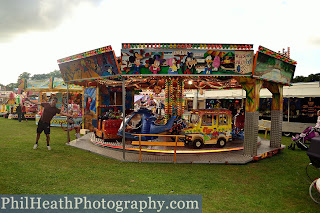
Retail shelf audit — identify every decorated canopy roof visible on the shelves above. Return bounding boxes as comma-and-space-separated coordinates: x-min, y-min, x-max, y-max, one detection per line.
57, 43, 296, 87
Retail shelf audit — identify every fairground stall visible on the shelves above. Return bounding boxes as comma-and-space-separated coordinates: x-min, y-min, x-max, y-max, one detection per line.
5, 80, 39, 119
0, 90, 37, 119
9, 94, 38, 119
0, 91, 16, 116
24, 77, 83, 127
58, 43, 296, 163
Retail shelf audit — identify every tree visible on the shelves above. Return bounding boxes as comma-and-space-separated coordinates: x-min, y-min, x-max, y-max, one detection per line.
0, 83, 5, 90
49, 70, 62, 78
17, 72, 31, 82
31, 73, 49, 80
292, 73, 320, 83
305, 74, 320, 82
31, 70, 61, 80
6, 83, 18, 91
292, 76, 306, 83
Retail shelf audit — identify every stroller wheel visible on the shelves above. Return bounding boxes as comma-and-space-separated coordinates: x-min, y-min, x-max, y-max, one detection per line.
309, 179, 320, 204
288, 143, 295, 150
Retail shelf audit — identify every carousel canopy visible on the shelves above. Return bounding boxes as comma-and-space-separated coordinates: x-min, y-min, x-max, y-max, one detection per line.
57, 44, 297, 88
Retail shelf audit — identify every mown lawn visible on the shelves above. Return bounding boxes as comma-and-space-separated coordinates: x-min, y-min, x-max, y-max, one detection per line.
0, 116, 319, 212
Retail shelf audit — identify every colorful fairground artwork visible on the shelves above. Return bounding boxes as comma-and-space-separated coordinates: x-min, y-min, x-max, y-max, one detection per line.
184, 109, 232, 148
52, 78, 83, 90
121, 43, 254, 76
83, 87, 97, 131
25, 78, 82, 91
253, 46, 297, 84
58, 46, 120, 82
26, 78, 52, 90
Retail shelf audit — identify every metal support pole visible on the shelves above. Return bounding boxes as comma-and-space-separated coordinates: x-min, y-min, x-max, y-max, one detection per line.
174, 135, 177, 163
241, 89, 244, 108
122, 78, 126, 160
287, 98, 290, 122
66, 83, 70, 143
139, 135, 141, 162
193, 90, 198, 109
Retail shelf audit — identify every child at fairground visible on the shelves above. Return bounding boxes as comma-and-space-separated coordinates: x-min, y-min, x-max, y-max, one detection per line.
67, 109, 81, 139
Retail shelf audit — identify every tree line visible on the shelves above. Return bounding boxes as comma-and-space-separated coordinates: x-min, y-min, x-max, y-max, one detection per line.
0, 70, 62, 91
291, 74, 320, 83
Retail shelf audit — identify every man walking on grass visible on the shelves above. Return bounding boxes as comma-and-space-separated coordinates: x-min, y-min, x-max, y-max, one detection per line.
16, 104, 22, 122
21, 103, 27, 122
33, 97, 75, 150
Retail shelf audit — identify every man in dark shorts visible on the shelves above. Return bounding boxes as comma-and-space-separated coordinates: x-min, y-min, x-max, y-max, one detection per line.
33, 97, 75, 150
21, 103, 27, 122
16, 104, 22, 122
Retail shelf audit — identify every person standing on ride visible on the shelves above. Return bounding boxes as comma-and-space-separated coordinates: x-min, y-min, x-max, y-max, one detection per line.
33, 97, 75, 150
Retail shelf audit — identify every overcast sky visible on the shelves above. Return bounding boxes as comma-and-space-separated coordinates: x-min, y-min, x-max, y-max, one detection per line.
0, 0, 319, 85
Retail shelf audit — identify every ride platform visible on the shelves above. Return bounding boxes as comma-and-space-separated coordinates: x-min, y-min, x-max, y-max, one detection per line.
66, 133, 284, 164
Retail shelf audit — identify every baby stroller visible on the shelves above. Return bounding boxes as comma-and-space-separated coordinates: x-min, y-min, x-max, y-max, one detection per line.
288, 127, 320, 150
306, 137, 320, 204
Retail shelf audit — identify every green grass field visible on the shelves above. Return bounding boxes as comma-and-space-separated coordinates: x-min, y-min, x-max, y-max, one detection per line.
0, 116, 320, 212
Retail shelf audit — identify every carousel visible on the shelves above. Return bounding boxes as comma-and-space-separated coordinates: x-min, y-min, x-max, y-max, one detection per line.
57, 43, 297, 164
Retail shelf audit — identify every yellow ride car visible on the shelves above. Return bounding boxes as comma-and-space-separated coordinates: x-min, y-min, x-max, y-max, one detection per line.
184, 109, 232, 148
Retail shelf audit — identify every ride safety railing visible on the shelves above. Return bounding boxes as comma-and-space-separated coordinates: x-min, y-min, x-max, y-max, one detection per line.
132, 134, 185, 163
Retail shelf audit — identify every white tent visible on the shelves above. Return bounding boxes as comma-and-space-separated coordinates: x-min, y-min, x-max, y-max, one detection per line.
191, 82, 320, 99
